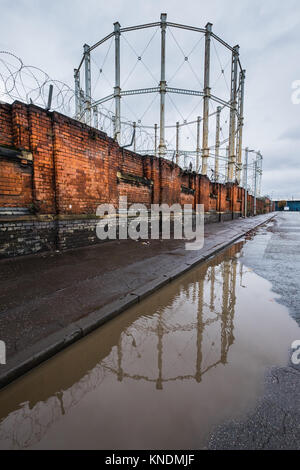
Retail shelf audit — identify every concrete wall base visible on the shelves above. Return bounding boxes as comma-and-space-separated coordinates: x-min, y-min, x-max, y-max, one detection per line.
0, 210, 245, 259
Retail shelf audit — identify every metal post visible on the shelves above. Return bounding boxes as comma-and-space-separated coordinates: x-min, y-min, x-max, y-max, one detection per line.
196, 278, 204, 383
74, 69, 80, 119
114, 22, 121, 143
154, 123, 158, 157
210, 267, 215, 311
254, 156, 258, 215
46, 84, 53, 111
215, 106, 221, 182
221, 261, 230, 364
117, 338, 123, 382
176, 121, 180, 165
84, 44, 92, 125
226, 145, 229, 181
196, 116, 201, 173
202, 23, 212, 176
79, 88, 85, 120
244, 147, 248, 217
133, 122, 136, 152
93, 105, 99, 128
258, 152, 263, 197
156, 312, 163, 390
159, 13, 167, 158
236, 70, 246, 185
228, 45, 239, 182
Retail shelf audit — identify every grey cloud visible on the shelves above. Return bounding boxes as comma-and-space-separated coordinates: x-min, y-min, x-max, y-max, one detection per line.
279, 127, 300, 141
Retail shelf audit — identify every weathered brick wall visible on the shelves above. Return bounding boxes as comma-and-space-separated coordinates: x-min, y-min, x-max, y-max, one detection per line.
0, 100, 272, 257
0, 159, 32, 208
160, 159, 181, 205
11, 101, 30, 150
198, 175, 210, 212
0, 217, 57, 258
209, 182, 218, 211
0, 100, 262, 217
30, 106, 56, 214
0, 103, 13, 147
117, 150, 153, 206
52, 112, 115, 214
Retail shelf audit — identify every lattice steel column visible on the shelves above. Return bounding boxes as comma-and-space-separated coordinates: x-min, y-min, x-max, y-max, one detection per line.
215, 106, 221, 182
176, 121, 180, 165
74, 68, 80, 119
210, 266, 215, 311
228, 45, 239, 182
159, 13, 167, 157
84, 44, 92, 125
226, 145, 229, 180
221, 260, 230, 364
196, 116, 201, 173
254, 157, 258, 215
202, 23, 212, 176
156, 311, 164, 390
133, 122, 136, 152
114, 21, 121, 143
258, 152, 263, 197
196, 278, 204, 383
93, 106, 99, 128
154, 123, 158, 157
236, 69, 246, 185
244, 147, 249, 217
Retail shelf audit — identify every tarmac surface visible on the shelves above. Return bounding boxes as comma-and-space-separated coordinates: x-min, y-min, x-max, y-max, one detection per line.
0, 213, 274, 388
209, 212, 300, 450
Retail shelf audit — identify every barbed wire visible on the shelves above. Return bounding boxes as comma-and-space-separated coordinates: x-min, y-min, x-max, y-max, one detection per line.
0, 51, 75, 114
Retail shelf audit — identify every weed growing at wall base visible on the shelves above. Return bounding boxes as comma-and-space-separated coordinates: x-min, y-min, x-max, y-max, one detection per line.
96, 197, 205, 251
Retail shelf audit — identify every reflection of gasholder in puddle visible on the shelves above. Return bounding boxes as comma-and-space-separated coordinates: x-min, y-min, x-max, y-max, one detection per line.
0, 239, 298, 450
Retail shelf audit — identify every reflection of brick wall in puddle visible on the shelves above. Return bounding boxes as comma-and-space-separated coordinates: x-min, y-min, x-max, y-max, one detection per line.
0, 100, 271, 257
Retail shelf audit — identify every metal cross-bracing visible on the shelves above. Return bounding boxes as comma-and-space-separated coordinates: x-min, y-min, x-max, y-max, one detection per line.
74, 13, 251, 184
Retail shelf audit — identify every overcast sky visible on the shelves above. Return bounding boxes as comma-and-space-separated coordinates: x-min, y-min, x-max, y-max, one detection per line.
1, 0, 300, 200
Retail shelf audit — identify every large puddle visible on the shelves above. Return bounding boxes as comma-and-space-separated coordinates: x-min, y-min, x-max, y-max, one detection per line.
0, 235, 299, 449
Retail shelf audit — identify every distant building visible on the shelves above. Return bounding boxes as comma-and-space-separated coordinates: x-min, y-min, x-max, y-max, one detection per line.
274, 201, 300, 211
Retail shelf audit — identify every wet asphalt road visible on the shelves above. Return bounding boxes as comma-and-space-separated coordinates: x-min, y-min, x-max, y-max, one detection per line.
209, 212, 300, 450
0, 214, 272, 370
0, 213, 299, 450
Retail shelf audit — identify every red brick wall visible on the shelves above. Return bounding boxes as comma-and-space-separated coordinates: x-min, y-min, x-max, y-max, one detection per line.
0, 104, 13, 148
209, 182, 218, 211
12, 102, 30, 150
0, 101, 270, 219
0, 159, 32, 207
160, 160, 181, 205
118, 182, 152, 206
118, 150, 152, 206
198, 175, 210, 212
29, 106, 56, 214
52, 112, 115, 214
